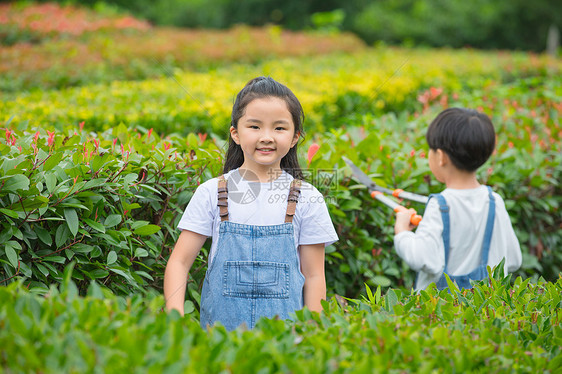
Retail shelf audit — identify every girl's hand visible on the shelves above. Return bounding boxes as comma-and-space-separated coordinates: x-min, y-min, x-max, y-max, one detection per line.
394, 208, 418, 234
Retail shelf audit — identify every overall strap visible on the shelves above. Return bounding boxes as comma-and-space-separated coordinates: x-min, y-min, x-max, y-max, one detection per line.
217, 175, 229, 222
480, 186, 496, 266
285, 179, 302, 223
429, 193, 451, 273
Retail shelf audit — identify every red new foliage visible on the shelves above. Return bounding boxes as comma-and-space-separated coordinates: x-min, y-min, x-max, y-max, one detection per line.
0, 3, 150, 36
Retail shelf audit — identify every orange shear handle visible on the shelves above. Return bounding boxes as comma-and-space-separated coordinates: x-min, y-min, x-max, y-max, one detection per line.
394, 205, 423, 226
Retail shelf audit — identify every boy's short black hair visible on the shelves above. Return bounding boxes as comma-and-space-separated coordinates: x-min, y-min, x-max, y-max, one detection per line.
426, 108, 495, 172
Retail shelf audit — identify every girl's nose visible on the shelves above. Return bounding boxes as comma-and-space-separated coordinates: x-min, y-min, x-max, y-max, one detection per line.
260, 130, 274, 143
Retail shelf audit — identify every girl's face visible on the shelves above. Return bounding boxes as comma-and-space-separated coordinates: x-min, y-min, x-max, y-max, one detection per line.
230, 97, 299, 174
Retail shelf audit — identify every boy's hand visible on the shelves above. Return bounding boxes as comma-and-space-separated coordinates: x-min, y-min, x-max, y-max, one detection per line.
394, 208, 418, 234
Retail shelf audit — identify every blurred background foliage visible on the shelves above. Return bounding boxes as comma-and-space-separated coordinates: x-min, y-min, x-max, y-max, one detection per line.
12, 0, 561, 51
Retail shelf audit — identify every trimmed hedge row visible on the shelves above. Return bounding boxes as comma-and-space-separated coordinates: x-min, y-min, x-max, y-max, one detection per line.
2, 47, 559, 135
0, 269, 560, 372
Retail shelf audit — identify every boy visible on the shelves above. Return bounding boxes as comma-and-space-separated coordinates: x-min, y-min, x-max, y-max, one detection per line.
394, 108, 522, 291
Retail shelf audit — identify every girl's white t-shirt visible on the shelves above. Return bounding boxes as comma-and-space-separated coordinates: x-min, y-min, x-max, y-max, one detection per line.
394, 185, 522, 291
178, 169, 339, 263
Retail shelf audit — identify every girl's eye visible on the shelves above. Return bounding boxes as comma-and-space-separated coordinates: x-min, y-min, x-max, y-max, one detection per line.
275, 127, 286, 131
250, 125, 259, 129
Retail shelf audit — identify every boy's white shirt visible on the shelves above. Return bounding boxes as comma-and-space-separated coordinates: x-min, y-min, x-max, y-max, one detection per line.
394, 185, 522, 291
178, 169, 338, 264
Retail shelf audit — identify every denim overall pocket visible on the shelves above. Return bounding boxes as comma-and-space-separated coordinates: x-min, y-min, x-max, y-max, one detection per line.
223, 261, 290, 299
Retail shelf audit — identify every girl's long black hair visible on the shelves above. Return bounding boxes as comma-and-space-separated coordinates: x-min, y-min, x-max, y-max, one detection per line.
223, 76, 305, 179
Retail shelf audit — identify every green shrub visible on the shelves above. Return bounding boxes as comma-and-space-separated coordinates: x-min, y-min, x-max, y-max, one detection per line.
0, 271, 560, 372
0, 123, 223, 296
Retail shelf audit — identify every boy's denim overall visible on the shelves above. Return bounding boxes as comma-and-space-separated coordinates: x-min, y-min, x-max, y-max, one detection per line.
200, 176, 305, 330
428, 186, 496, 290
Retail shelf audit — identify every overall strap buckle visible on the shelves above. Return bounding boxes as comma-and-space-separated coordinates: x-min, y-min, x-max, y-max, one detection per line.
217, 175, 229, 221
285, 179, 301, 223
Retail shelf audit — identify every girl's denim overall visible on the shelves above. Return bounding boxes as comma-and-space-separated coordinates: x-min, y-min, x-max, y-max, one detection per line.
199, 176, 305, 330
427, 186, 496, 290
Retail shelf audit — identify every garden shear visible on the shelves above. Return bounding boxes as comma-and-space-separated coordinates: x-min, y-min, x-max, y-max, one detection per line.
342, 156, 427, 226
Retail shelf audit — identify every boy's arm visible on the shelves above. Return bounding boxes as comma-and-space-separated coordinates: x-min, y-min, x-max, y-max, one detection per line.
300, 243, 326, 313
496, 198, 523, 272
393, 199, 445, 275
164, 230, 207, 315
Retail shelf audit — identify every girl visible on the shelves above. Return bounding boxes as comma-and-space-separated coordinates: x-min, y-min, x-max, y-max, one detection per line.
164, 77, 338, 330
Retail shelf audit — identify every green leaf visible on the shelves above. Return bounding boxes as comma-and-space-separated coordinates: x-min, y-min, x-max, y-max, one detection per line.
385, 289, 399, 313
35, 226, 53, 246
64, 248, 75, 260
84, 218, 106, 233
372, 275, 391, 287
90, 269, 109, 279
43, 256, 66, 263
123, 173, 138, 185
104, 214, 122, 228
55, 224, 70, 248
130, 220, 149, 230
45, 173, 57, 194
107, 251, 117, 265
365, 283, 375, 303
4, 241, 19, 269
463, 306, 475, 323
83, 178, 107, 190
135, 270, 153, 281
187, 133, 199, 148
64, 208, 79, 237
90, 155, 104, 173
59, 203, 89, 210
10, 196, 49, 211
43, 152, 64, 172
36, 263, 50, 277
0, 208, 19, 219
138, 184, 161, 194
134, 248, 148, 258
0, 227, 12, 244
87, 281, 105, 299
133, 224, 161, 236
109, 267, 134, 282
2, 174, 30, 193
184, 300, 195, 314
72, 243, 94, 254
444, 273, 460, 293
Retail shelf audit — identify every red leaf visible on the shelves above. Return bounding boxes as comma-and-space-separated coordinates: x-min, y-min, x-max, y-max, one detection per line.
307, 143, 320, 164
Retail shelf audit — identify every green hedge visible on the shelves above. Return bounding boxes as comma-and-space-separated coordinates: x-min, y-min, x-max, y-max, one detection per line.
0, 270, 560, 372
0, 123, 223, 295
1, 74, 560, 303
